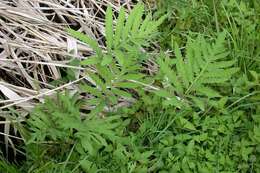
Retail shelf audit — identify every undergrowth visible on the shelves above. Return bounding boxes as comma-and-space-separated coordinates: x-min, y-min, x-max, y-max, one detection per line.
1, 1, 259, 173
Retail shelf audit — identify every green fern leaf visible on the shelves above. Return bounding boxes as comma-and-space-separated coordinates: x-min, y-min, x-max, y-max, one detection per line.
142, 15, 166, 37
157, 55, 183, 93
105, 6, 113, 50
113, 82, 140, 89
139, 14, 152, 34
81, 56, 100, 65
197, 87, 221, 98
67, 28, 102, 58
114, 8, 125, 47
157, 33, 239, 109
101, 54, 113, 66
114, 50, 125, 67
122, 3, 142, 41
131, 4, 144, 34
80, 84, 102, 97
175, 42, 189, 88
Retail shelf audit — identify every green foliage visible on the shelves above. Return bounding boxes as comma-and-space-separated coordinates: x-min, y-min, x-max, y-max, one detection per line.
66, 3, 165, 115
68, 3, 165, 63
23, 92, 132, 172
156, 32, 239, 110
155, 0, 260, 74
2, 1, 260, 173
0, 157, 20, 173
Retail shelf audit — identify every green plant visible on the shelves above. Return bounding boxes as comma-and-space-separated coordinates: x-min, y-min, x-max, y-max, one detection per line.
155, 32, 239, 111
2, 3, 166, 173
24, 92, 131, 172
1, 1, 260, 173
66, 3, 165, 115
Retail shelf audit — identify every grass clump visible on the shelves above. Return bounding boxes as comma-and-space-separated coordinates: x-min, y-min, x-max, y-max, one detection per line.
0, 1, 260, 173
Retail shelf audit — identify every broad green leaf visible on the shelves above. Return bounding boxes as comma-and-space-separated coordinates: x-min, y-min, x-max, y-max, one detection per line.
174, 134, 192, 141
89, 101, 105, 116
205, 68, 239, 78
105, 90, 118, 105
80, 137, 95, 155
140, 150, 154, 159
200, 77, 230, 83
181, 157, 192, 173
92, 133, 107, 146
241, 147, 253, 161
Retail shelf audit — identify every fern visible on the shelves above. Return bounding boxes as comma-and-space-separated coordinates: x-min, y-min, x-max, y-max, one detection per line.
156, 33, 239, 109
27, 92, 128, 157
67, 3, 165, 113
68, 3, 165, 62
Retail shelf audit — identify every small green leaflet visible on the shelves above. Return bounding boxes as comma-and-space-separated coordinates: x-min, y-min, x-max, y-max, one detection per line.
197, 87, 221, 98
80, 84, 102, 97
114, 50, 125, 66
190, 96, 205, 111
113, 81, 140, 89
175, 42, 189, 88
179, 117, 196, 131
119, 74, 145, 80
131, 4, 144, 34
81, 56, 100, 65
114, 8, 125, 47
105, 6, 113, 50
101, 54, 113, 66
122, 3, 142, 41
67, 28, 102, 58
111, 88, 132, 98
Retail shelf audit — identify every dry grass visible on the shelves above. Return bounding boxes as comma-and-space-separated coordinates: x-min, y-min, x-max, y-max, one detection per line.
0, 0, 133, 158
